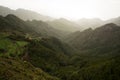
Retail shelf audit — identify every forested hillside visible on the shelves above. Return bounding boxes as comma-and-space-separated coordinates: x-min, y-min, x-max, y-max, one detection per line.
0, 13, 120, 80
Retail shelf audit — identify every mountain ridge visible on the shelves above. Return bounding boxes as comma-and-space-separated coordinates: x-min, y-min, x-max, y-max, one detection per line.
0, 6, 54, 21
65, 23, 120, 56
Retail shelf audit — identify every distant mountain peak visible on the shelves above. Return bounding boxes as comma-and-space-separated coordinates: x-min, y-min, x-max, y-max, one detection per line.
15, 8, 39, 14
0, 6, 11, 10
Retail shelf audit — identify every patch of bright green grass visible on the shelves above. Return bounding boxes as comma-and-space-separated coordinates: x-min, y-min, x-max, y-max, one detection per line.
0, 33, 28, 57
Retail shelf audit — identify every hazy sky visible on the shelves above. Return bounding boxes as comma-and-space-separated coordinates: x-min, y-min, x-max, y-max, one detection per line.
0, 0, 120, 20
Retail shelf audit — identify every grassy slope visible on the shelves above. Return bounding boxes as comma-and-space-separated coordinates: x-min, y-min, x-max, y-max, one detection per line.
0, 33, 27, 57
0, 32, 59, 80
0, 57, 59, 80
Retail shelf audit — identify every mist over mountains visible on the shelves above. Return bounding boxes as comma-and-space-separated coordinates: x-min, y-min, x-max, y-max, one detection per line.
1, 5, 120, 31
0, 5, 120, 80
0, 6, 53, 21
47, 18, 81, 32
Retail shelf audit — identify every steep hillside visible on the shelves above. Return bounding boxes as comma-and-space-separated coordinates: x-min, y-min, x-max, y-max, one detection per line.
0, 32, 61, 80
0, 57, 59, 80
26, 20, 66, 39
65, 23, 120, 55
0, 14, 65, 39
0, 14, 37, 34
0, 31, 73, 80
27, 36, 75, 73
